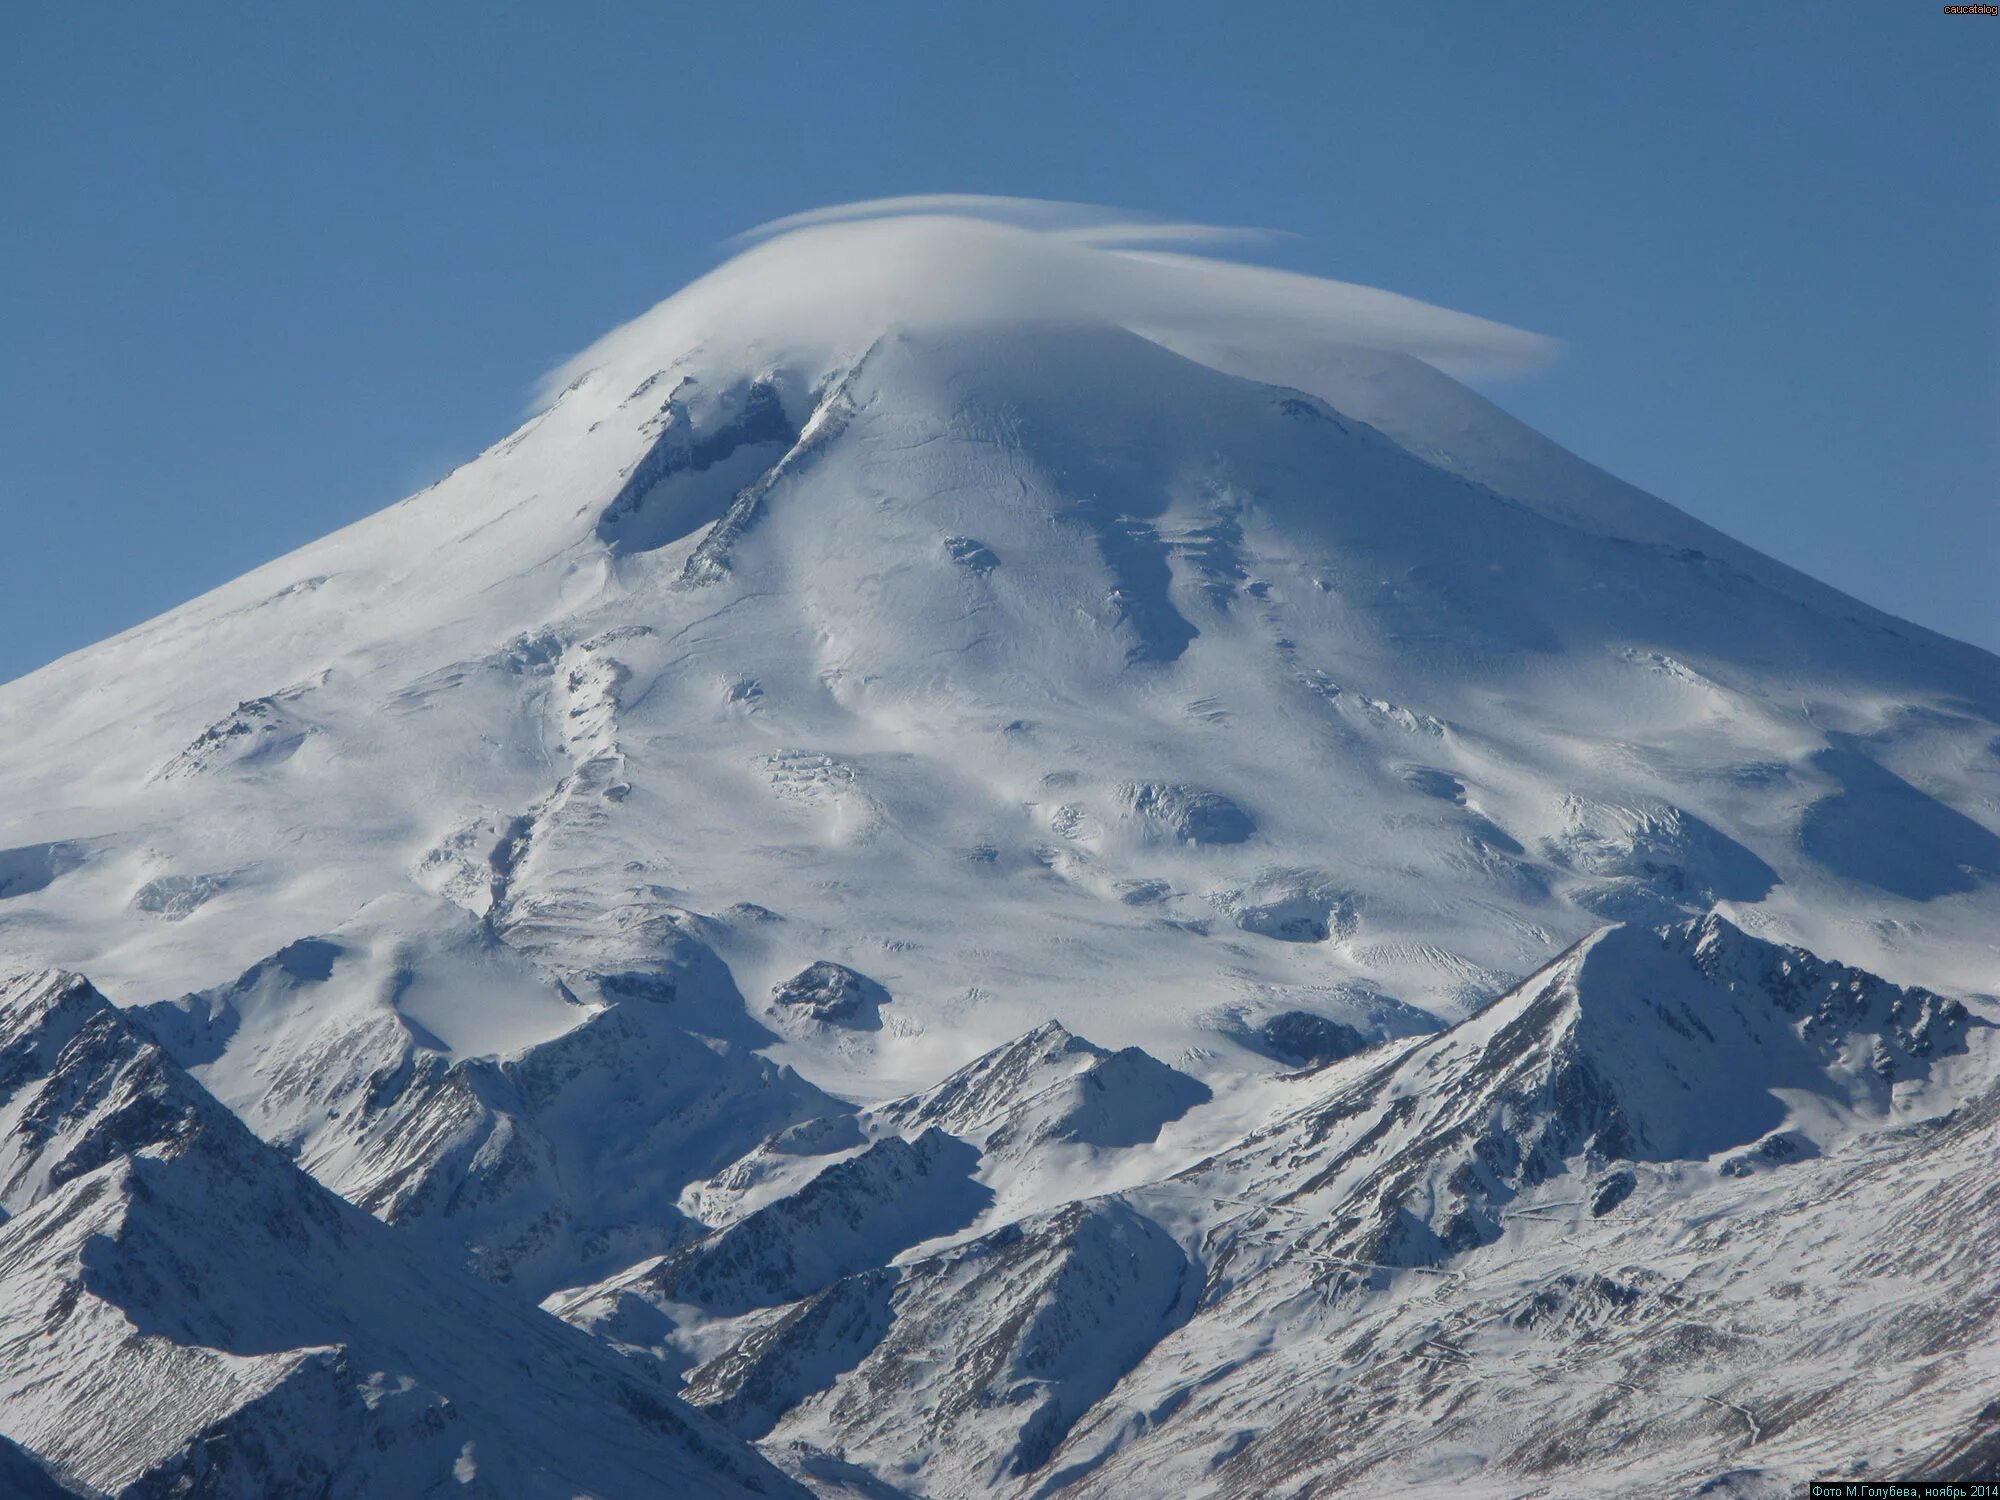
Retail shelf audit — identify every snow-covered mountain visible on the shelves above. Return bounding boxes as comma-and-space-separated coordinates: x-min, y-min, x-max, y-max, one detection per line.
0, 201, 1994, 1495
0, 970, 805, 1498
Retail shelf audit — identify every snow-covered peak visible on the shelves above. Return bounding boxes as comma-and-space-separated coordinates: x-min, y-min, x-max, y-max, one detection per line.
878, 1019, 1107, 1138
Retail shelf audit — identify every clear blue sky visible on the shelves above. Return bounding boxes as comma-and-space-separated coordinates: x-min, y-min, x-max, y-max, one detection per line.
2, 2, 1993, 684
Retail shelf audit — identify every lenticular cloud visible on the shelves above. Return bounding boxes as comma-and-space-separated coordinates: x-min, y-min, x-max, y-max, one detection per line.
541, 194, 1557, 404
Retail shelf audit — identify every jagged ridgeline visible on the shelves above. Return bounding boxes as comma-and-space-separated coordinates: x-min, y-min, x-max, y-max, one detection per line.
0, 206, 1995, 1496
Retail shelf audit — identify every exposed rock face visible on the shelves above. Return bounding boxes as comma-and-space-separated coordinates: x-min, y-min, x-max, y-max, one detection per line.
155, 692, 315, 780
595, 377, 799, 556
769, 960, 889, 1028
1257, 1008, 1369, 1067
129, 870, 231, 920
1117, 781, 1256, 845
944, 534, 1000, 574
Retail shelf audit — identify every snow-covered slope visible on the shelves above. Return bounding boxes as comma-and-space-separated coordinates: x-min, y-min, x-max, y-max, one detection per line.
0, 200, 1994, 1493
650, 915, 1994, 1498
0, 969, 805, 1498
1033, 915, 1998, 1497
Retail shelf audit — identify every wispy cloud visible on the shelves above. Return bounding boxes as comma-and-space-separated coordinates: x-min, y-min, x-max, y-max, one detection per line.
735, 193, 1284, 249
543, 195, 1556, 403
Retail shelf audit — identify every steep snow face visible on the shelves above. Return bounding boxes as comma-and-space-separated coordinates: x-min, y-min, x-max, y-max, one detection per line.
0, 970, 805, 1499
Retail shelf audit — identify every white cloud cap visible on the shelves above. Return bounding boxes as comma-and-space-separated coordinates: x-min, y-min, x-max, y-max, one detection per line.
543, 194, 1556, 403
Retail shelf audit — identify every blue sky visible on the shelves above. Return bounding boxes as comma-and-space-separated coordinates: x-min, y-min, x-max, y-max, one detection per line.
2, 2, 1992, 683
